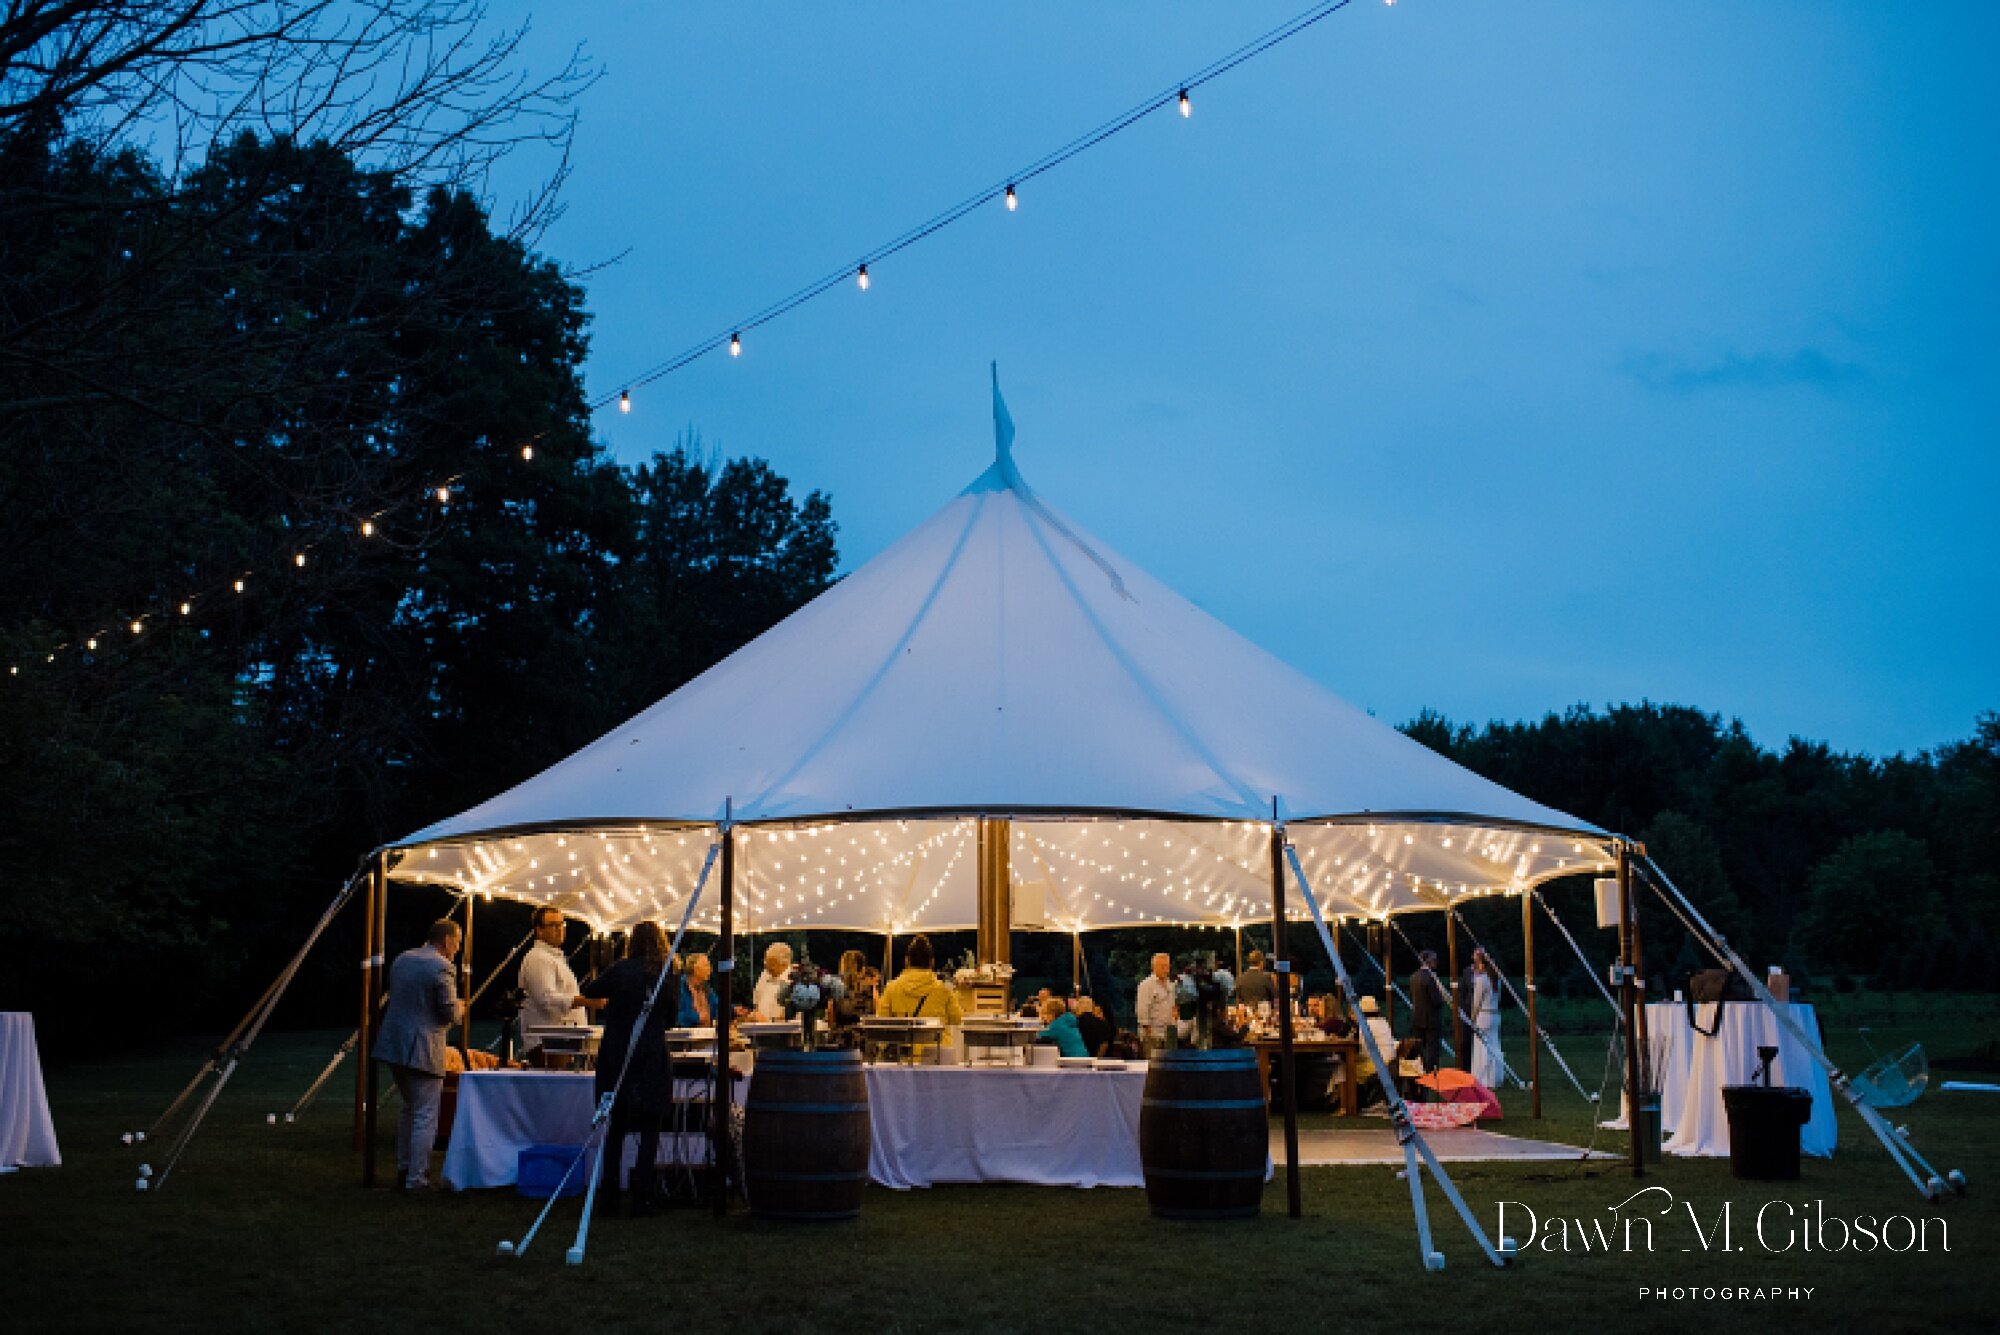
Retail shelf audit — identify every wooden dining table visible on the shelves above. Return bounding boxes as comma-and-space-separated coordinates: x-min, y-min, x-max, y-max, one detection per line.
1250, 1034, 1360, 1117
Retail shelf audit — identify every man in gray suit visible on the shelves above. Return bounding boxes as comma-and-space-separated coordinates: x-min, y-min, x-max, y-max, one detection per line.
1407, 949, 1448, 1074
376, 919, 465, 1189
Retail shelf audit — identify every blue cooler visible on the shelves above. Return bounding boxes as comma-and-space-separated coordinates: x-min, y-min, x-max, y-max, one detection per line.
516, 1143, 590, 1199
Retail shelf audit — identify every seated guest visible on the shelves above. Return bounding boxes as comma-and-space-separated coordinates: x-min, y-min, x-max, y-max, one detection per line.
1074, 996, 1114, 1057
751, 942, 793, 1020
1037, 997, 1089, 1058
1236, 950, 1278, 1010
580, 921, 677, 1215
877, 934, 963, 1025
1018, 985, 1056, 1019
1341, 994, 1399, 1107
675, 952, 720, 1030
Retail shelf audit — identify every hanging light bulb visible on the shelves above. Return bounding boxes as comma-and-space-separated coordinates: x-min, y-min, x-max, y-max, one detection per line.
293, 552, 306, 568
729, 332, 742, 357
433, 486, 449, 503
86, 638, 98, 651
856, 264, 870, 291
360, 519, 375, 537
130, 620, 142, 635
179, 601, 191, 616
1179, 88, 1191, 117
619, 389, 631, 413
1004, 184, 1018, 211
520, 444, 534, 461
233, 578, 245, 594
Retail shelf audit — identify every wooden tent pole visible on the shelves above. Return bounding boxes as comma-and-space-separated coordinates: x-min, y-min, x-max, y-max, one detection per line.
713, 806, 737, 1214
1447, 907, 1464, 1068
1234, 925, 1243, 977
1381, 921, 1393, 1032
1071, 931, 1082, 993
1618, 841, 1645, 1177
1268, 817, 1302, 1220
361, 849, 389, 1186
353, 853, 380, 1152
458, 892, 474, 1072
1522, 891, 1542, 1119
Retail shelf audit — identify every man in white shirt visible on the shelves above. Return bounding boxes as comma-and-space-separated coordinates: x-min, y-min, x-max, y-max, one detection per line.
1134, 952, 1182, 1050
518, 906, 595, 1047
751, 942, 793, 1020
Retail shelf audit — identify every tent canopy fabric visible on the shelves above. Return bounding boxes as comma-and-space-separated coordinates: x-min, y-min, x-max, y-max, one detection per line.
394, 373, 1613, 933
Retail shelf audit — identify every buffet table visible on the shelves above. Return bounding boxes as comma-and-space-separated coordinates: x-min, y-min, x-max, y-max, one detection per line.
865, 1063, 1151, 1190
443, 1066, 744, 1190
0, 1012, 61, 1171
443, 1059, 1259, 1192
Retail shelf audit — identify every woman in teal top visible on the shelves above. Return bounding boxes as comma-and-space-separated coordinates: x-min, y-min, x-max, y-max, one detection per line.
1037, 998, 1089, 1059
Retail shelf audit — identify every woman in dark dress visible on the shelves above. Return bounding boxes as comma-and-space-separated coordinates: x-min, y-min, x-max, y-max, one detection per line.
581, 920, 673, 1216
1074, 996, 1114, 1058
826, 948, 872, 1046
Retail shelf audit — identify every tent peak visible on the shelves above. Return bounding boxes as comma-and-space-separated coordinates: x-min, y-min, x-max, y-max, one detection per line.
962, 362, 1027, 495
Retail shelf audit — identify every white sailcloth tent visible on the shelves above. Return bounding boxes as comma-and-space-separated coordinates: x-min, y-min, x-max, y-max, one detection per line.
392, 374, 1614, 934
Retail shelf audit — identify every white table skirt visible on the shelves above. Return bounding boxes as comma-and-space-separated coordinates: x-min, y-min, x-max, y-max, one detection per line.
0, 1012, 61, 1170
444, 1060, 1256, 1192
443, 1068, 743, 1190
865, 1064, 1153, 1190
1663, 1001, 1836, 1159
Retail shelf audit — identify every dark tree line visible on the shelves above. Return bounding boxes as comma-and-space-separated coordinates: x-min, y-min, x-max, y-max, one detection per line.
0, 55, 835, 1044
1395, 705, 2000, 996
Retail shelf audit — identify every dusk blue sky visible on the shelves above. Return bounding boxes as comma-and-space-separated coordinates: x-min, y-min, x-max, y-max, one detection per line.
490, 1, 1996, 759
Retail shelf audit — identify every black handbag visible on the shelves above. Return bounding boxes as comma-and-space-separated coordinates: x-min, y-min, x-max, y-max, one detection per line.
1684, 968, 1754, 1035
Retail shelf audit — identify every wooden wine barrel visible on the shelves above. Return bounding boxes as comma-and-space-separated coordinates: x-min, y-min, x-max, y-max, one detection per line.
1140, 1048, 1268, 1220
742, 1048, 871, 1220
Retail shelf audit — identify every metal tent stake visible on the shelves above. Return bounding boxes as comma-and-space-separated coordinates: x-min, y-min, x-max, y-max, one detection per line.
1282, 836, 1512, 1271
498, 837, 722, 1263
1635, 855, 1965, 1201
139, 871, 365, 1190
1449, 906, 1591, 1104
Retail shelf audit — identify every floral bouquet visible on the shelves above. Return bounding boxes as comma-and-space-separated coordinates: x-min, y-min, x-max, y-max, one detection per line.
1174, 958, 1239, 1050
779, 959, 846, 1050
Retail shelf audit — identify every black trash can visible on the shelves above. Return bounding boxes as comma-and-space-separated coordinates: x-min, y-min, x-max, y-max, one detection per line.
1722, 1085, 1812, 1180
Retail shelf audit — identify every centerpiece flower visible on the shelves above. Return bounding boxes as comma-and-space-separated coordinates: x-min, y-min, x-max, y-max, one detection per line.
1175, 958, 1238, 1050
779, 959, 846, 1051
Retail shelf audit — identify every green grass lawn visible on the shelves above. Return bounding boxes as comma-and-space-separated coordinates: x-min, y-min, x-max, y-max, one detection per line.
9, 1019, 1999, 1334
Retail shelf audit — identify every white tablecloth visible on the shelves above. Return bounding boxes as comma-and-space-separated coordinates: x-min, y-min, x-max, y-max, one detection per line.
446, 1060, 1270, 1192
865, 1064, 1152, 1190
0, 1013, 60, 1170
1664, 1001, 1836, 1159
443, 1068, 743, 1190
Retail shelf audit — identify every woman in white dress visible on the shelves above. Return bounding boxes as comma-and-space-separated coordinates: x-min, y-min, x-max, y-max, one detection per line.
1466, 947, 1505, 1090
